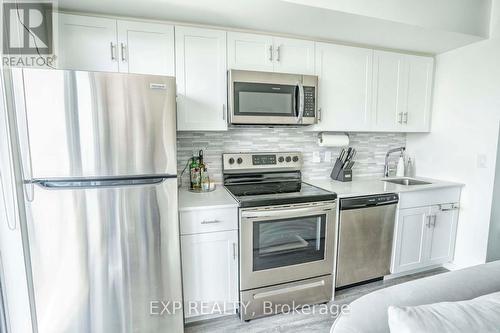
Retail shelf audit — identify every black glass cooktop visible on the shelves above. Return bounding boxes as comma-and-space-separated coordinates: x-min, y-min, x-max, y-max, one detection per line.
224, 181, 337, 208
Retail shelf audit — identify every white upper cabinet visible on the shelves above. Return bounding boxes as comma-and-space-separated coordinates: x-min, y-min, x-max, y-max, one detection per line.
273, 37, 315, 75
175, 26, 228, 131
309, 46, 433, 133
117, 20, 175, 75
372, 51, 434, 132
311, 43, 373, 132
372, 50, 406, 132
404, 55, 434, 132
227, 32, 314, 74
57, 14, 175, 75
227, 32, 274, 72
57, 14, 119, 72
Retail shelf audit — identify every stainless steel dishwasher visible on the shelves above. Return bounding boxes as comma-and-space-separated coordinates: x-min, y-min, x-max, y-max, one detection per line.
336, 193, 398, 288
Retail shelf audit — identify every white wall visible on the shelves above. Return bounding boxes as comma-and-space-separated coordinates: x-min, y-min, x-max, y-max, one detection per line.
407, 0, 500, 269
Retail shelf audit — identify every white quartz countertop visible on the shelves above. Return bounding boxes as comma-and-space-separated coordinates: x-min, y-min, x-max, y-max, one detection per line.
304, 177, 464, 198
178, 186, 238, 211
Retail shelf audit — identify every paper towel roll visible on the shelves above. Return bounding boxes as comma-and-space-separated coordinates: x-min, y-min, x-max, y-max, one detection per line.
317, 133, 349, 147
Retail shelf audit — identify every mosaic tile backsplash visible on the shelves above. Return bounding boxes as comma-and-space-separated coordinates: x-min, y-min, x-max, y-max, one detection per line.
177, 128, 406, 184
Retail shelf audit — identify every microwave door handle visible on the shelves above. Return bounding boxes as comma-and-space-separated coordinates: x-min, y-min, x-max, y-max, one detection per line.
297, 82, 304, 124
293, 84, 297, 116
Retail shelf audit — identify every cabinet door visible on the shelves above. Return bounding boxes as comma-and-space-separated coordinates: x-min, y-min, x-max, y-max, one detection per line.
273, 37, 315, 75
311, 43, 373, 132
227, 32, 274, 72
175, 27, 228, 131
181, 231, 238, 320
404, 55, 434, 132
57, 14, 118, 72
392, 207, 429, 273
372, 50, 406, 132
426, 205, 459, 265
117, 20, 174, 75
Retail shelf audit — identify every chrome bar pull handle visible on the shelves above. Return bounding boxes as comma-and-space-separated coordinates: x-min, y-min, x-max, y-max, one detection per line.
268, 45, 273, 61
201, 219, 221, 225
426, 215, 431, 227
398, 112, 403, 124
120, 43, 127, 62
431, 214, 437, 227
403, 112, 408, 124
222, 104, 226, 121
318, 107, 322, 121
232, 242, 236, 260
110, 42, 117, 61
276, 46, 281, 62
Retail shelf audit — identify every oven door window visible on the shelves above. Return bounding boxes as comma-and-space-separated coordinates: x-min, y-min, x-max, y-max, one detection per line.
234, 82, 296, 117
253, 214, 326, 271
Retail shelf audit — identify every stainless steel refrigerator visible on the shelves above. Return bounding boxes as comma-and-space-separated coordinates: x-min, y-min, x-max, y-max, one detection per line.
1, 68, 183, 333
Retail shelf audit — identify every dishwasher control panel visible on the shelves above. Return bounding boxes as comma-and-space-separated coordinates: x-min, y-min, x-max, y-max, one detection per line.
340, 193, 398, 210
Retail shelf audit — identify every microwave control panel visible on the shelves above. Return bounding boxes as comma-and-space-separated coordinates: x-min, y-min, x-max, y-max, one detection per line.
303, 86, 316, 117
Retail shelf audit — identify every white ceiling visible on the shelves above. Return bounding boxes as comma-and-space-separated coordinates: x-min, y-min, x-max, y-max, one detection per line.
282, 0, 492, 37
56, 0, 491, 54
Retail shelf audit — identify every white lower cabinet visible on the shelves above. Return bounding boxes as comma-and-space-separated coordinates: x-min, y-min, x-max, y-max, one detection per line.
180, 207, 238, 322
392, 207, 430, 272
392, 203, 459, 274
426, 205, 459, 265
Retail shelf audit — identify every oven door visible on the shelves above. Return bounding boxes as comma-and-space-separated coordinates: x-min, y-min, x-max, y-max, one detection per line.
240, 201, 336, 291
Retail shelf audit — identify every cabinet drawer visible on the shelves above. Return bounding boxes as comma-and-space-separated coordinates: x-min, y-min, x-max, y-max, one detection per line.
180, 208, 238, 235
399, 187, 461, 209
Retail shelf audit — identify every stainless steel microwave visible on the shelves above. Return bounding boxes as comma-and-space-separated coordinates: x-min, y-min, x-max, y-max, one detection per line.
228, 70, 318, 126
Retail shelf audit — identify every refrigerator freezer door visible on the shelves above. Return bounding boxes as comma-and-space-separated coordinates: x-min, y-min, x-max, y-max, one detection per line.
24, 178, 183, 333
7, 68, 177, 179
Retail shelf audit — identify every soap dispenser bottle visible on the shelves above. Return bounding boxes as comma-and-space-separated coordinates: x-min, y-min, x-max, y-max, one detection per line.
396, 152, 405, 177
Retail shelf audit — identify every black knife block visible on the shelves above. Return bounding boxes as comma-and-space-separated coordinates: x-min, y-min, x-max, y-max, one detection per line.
335, 169, 352, 182
330, 157, 353, 182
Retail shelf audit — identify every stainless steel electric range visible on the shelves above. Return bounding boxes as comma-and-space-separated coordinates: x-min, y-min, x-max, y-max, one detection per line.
222, 152, 337, 321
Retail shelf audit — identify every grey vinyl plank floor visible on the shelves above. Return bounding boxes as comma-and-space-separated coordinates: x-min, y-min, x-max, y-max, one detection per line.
185, 268, 448, 333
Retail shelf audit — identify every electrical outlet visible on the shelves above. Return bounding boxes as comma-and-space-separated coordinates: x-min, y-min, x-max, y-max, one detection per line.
324, 151, 332, 163
312, 151, 321, 163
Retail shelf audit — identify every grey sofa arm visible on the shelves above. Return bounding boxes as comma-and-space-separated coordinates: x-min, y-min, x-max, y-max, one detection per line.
331, 261, 500, 333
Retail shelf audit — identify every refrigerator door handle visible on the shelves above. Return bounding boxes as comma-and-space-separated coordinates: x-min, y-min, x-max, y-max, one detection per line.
6, 69, 34, 202
32, 176, 175, 189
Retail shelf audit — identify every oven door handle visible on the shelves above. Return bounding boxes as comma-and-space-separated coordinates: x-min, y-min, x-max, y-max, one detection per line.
241, 206, 334, 220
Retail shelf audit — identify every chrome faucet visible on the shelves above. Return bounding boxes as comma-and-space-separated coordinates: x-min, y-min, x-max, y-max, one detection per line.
384, 147, 405, 177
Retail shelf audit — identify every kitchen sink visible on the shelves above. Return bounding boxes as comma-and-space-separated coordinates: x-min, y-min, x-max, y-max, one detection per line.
383, 178, 432, 186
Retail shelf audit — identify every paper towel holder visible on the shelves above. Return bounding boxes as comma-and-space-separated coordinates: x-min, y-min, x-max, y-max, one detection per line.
317, 132, 350, 147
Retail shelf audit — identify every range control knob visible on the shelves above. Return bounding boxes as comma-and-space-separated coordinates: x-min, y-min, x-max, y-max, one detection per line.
278, 156, 284, 163
237, 157, 243, 164
229, 158, 235, 165
285, 156, 292, 162
292, 156, 299, 162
